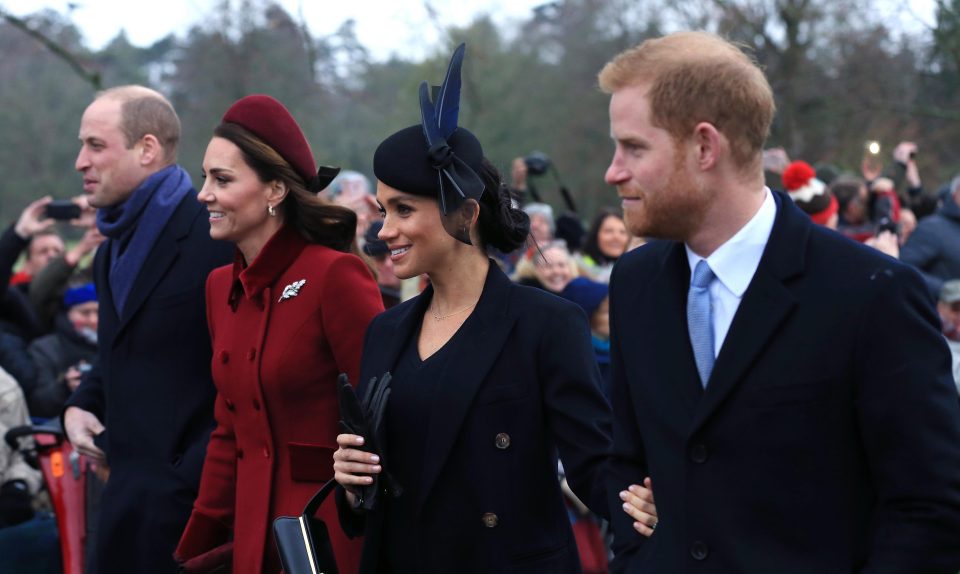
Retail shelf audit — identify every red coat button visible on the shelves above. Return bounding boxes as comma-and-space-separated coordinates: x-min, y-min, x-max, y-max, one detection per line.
262, 447, 270, 458
236, 449, 244, 459
219, 351, 229, 364
253, 398, 261, 411
247, 349, 256, 361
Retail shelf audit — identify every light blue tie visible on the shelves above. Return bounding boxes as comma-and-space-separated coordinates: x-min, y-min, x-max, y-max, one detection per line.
688, 260, 716, 387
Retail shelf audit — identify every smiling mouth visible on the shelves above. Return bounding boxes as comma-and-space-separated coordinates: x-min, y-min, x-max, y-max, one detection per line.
209, 211, 225, 220
390, 246, 410, 258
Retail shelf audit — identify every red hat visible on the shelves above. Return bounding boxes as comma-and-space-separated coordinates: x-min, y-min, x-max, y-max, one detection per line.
222, 95, 326, 190
782, 160, 838, 226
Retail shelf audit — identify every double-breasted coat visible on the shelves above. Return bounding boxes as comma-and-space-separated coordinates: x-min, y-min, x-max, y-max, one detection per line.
606, 192, 960, 573
337, 262, 612, 574
175, 225, 383, 573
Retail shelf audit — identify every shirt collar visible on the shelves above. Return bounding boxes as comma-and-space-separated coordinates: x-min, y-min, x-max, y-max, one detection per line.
685, 187, 776, 297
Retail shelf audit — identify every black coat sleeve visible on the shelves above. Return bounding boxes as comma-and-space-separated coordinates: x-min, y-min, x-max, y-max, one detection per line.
538, 303, 613, 519
0, 226, 27, 289
855, 265, 960, 572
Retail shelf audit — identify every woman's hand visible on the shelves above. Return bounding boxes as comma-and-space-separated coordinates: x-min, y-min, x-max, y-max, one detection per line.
333, 433, 382, 507
620, 477, 658, 537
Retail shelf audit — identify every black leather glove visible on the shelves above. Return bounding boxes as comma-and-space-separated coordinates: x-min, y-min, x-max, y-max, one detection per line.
338, 373, 402, 511
0, 479, 34, 527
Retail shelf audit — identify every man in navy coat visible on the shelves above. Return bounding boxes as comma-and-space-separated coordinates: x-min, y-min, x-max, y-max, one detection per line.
601, 32, 960, 572
63, 85, 232, 573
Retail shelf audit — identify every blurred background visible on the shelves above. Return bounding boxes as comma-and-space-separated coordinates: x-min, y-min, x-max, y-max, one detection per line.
0, 0, 957, 223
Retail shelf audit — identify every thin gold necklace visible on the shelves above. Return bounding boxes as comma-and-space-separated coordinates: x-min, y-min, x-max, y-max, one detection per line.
430, 300, 478, 322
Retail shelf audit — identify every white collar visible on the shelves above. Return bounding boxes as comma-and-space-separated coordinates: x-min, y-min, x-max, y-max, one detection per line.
685, 188, 776, 297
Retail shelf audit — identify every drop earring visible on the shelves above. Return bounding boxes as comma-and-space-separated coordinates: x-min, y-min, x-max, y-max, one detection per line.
268, 204, 276, 217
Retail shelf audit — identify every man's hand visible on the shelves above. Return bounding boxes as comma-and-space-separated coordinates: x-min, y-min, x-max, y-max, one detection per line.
64, 226, 105, 268
762, 147, 791, 175
865, 230, 900, 259
13, 196, 55, 239
64, 406, 106, 461
892, 141, 918, 165
63, 366, 84, 392
70, 195, 97, 228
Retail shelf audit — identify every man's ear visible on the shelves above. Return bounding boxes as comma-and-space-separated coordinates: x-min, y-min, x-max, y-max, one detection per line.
138, 134, 163, 166
691, 122, 724, 171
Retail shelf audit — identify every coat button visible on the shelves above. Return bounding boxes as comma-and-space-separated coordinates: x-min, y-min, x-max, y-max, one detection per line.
219, 351, 229, 364
253, 398, 261, 411
481, 513, 499, 528
690, 444, 709, 463
171, 454, 182, 467
262, 447, 270, 458
236, 449, 244, 459
225, 399, 235, 412
247, 349, 256, 361
494, 433, 511, 450
690, 540, 709, 560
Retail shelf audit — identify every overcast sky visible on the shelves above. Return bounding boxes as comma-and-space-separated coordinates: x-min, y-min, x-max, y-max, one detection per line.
4, 0, 939, 61
4, 0, 551, 61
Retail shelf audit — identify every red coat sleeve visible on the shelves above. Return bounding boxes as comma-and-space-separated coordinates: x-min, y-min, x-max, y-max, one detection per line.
320, 254, 384, 387
175, 271, 236, 561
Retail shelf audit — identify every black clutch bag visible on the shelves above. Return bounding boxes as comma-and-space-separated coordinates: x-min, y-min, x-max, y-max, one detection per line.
272, 478, 339, 574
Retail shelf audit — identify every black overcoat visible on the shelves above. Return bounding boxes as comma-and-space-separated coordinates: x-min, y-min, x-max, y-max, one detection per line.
607, 191, 960, 573
338, 262, 612, 574
65, 192, 233, 573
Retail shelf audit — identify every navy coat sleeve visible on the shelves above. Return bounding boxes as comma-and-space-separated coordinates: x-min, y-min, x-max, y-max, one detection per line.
855, 265, 960, 572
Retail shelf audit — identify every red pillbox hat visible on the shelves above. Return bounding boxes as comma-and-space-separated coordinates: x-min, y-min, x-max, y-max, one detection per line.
222, 94, 317, 188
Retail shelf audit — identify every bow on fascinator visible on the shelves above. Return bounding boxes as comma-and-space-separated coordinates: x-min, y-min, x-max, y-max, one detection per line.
419, 43, 485, 244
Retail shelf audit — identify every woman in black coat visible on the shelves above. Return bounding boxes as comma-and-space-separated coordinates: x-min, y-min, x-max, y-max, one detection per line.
333, 44, 612, 574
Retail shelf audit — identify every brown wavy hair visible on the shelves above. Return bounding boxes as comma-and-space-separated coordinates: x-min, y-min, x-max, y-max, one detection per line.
214, 122, 359, 254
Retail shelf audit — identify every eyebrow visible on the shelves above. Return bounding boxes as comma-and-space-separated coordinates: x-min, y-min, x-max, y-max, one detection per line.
203, 167, 235, 175
615, 136, 648, 148
381, 194, 424, 207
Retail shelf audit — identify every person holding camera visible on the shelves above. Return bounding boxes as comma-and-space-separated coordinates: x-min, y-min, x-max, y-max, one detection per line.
27, 196, 104, 332
1, 197, 64, 293
26, 281, 98, 419
900, 174, 960, 300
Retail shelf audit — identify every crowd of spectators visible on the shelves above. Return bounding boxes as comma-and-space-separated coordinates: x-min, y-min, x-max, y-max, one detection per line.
1, 134, 959, 566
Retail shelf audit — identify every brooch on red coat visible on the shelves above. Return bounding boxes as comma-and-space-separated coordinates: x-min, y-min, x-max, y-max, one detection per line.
278, 279, 306, 302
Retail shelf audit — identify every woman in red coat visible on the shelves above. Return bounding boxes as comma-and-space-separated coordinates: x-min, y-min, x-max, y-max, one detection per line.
174, 95, 383, 573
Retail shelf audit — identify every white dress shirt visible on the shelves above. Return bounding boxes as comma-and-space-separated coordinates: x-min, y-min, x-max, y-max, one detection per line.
685, 188, 777, 358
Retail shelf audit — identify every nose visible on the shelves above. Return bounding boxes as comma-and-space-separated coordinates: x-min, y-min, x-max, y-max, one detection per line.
378, 217, 397, 242
604, 150, 628, 186
75, 146, 90, 172
197, 179, 214, 203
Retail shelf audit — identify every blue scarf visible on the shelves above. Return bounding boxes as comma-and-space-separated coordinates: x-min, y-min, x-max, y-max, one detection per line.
96, 165, 193, 315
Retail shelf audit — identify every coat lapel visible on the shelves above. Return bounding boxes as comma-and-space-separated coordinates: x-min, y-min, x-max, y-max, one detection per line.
416, 263, 517, 512
649, 242, 704, 415
114, 199, 194, 340
690, 192, 809, 432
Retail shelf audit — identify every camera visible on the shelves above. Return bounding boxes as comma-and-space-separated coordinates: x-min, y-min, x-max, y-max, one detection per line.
45, 200, 81, 221
77, 363, 93, 374
523, 152, 551, 176
876, 216, 899, 237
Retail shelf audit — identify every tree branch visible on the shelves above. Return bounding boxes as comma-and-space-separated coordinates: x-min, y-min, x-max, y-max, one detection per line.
0, 8, 101, 89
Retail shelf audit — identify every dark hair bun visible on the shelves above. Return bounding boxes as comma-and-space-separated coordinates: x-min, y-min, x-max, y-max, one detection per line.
477, 159, 530, 253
